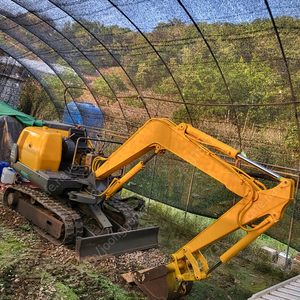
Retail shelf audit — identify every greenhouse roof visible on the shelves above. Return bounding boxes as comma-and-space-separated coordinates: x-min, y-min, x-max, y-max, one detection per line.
0, 0, 299, 146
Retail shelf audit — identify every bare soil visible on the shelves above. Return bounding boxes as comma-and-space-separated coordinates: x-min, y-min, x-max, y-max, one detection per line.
0, 201, 168, 300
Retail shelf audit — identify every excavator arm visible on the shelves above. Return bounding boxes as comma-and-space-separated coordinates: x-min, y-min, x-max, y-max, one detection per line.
93, 118, 294, 300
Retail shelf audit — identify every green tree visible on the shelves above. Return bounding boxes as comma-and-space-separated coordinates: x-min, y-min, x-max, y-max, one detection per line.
77, 60, 97, 76
18, 78, 59, 120
42, 71, 85, 103
172, 50, 282, 124
93, 74, 128, 97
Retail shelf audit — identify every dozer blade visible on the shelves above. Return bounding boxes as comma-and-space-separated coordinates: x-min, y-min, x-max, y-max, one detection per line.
75, 226, 159, 261
123, 265, 193, 300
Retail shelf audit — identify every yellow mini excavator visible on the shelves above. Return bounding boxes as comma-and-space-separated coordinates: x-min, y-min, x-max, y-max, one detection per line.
1, 118, 294, 300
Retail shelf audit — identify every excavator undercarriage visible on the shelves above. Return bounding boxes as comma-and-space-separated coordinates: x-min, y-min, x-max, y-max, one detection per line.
2, 182, 159, 260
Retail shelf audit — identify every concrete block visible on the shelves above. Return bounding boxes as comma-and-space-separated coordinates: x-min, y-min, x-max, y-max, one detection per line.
260, 246, 278, 262
277, 252, 291, 268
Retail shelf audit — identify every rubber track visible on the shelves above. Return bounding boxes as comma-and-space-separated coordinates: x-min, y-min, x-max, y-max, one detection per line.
7, 185, 83, 245
107, 197, 139, 230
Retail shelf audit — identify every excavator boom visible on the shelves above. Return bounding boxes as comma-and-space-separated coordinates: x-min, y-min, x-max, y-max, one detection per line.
97, 119, 262, 199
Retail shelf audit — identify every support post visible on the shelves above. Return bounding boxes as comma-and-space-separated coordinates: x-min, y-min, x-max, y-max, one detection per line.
147, 155, 157, 211
184, 166, 195, 220
285, 175, 300, 269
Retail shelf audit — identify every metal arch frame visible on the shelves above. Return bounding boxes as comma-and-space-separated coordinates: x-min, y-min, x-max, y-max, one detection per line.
21, 1, 130, 131
107, 0, 194, 125
264, 3, 300, 267
0, 49, 26, 108
0, 43, 62, 117
47, 0, 151, 120
2, 1, 132, 131
2, 1, 297, 134
176, 0, 242, 150
0, 39, 67, 118
2, 3, 105, 122
3, 0, 192, 126
42, 2, 145, 131
9, 1, 129, 127
30, 1, 134, 131
0, 15, 81, 119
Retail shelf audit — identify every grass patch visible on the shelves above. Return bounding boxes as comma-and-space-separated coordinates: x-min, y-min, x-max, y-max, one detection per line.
72, 262, 146, 300
40, 262, 146, 300
98, 276, 145, 300
0, 228, 28, 293
0, 228, 28, 275
0, 237, 27, 257
41, 272, 79, 300
0, 190, 297, 300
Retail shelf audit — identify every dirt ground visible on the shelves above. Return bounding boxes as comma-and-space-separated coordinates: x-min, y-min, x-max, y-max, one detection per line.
0, 201, 171, 300
0, 198, 298, 300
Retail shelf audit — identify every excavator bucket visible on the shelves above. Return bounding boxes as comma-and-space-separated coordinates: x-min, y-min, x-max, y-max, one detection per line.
122, 265, 193, 300
75, 226, 159, 260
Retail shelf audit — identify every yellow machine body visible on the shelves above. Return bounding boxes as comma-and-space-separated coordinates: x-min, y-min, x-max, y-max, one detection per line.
17, 126, 68, 171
